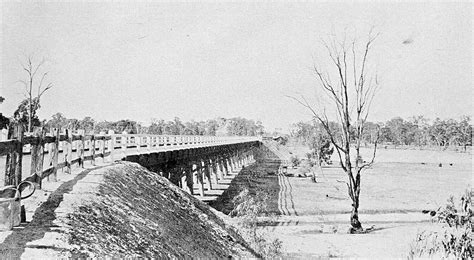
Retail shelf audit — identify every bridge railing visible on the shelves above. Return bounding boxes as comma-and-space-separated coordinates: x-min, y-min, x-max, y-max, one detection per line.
110, 134, 255, 149
0, 126, 260, 187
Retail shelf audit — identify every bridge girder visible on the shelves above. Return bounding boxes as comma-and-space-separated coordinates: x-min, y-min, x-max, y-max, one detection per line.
121, 141, 260, 198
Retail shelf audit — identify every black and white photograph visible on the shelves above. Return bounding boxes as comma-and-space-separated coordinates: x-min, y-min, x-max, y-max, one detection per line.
0, 1, 472, 258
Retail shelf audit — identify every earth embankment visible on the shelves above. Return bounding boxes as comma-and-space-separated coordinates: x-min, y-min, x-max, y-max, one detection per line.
0, 162, 257, 258
65, 162, 257, 258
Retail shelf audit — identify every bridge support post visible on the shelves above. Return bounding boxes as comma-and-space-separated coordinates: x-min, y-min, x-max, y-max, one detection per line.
202, 161, 212, 191
180, 173, 187, 191
231, 155, 238, 171
211, 158, 221, 183
227, 156, 234, 173
196, 164, 205, 197
218, 157, 227, 177
242, 152, 247, 166
177, 166, 186, 189
223, 157, 231, 175
237, 152, 243, 168
234, 154, 240, 170
185, 164, 194, 195
208, 158, 218, 185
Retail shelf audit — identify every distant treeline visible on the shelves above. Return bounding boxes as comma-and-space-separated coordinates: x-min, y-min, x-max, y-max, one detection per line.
291, 116, 472, 149
5, 112, 265, 137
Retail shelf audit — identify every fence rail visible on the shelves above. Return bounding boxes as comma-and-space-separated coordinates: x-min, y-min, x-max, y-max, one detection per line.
0, 125, 260, 188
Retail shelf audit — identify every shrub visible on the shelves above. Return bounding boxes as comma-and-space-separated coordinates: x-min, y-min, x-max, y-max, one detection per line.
290, 156, 300, 168
230, 188, 283, 258
295, 160, 313, 177
409, 189, 473, 259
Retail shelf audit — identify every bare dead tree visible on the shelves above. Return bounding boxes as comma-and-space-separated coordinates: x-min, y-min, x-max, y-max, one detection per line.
288, 31, 381, 232
18, 55, 53, 132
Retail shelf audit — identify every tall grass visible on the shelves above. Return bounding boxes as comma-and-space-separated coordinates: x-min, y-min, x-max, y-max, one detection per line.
409, 189, 473, 259
230, 188, 283, 258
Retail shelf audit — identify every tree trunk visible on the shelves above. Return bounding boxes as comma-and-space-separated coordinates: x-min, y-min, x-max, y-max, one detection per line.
350, 202, 362, 231
312, 151, 321, 183
28, 100, 32, 133
311, 166, 318, 183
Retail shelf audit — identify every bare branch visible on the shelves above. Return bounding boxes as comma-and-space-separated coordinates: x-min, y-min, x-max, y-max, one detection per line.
360, 126, 380, 171
38, 83, 53, 99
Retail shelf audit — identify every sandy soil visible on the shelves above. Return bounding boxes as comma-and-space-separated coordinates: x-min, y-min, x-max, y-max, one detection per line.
254, 143, 472, 258
0, 160, 109, 259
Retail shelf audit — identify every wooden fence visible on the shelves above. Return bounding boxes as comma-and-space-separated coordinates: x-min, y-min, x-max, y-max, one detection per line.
0, 125, 259, 189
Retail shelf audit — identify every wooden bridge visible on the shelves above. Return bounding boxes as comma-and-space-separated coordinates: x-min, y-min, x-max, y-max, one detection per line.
0, 126, 261, 200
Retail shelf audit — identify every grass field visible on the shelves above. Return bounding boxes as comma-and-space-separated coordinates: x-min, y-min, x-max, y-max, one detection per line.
285, 146, 471, 213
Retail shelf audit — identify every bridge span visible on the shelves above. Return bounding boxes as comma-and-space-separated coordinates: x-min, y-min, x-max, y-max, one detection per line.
0, 129, 261, 200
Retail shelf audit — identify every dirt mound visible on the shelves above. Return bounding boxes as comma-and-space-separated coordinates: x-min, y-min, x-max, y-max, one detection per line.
58, 162, 256, 258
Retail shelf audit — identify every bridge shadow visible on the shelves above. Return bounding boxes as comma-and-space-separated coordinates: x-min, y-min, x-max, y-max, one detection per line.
209, 144, 284, 216
0, 166, 103, 258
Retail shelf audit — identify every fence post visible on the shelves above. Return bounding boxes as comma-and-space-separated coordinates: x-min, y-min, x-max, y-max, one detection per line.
48, 128, 60, 182
147, 136, 152, 150
108, 130, 114, 162
78, 130, 85, 168
101, 135, 106, 163
90, 135, 96, 166
121, 132, 127, 155
4, 124, 23, 186
30, 126, 45, 188
65, 129, 73, 174
136, 135, 141, 153
13, 125, 24, 186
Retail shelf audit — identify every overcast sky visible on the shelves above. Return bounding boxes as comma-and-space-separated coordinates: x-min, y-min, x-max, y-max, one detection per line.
1, 1, 472, 131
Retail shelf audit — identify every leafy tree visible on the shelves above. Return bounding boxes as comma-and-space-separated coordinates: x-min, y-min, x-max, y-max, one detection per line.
0, 96, 9, 130
165, 117, 185, 135
456, 116, 472, 151
204, 119, 219, 135
148, 118, 166, 135
385, 117, 407, 145
430, 118, 450, 148
256, 121, 264, 136
113, 120, 140, 134
46, 112, 67, 130
79, 117, 96, 134
360, 121, 379, 146
13, 97, 41, 130
292, 120, 335, 182
226, 117, 260, 136
410, 116, 430, 147
0, 114, 9, 130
